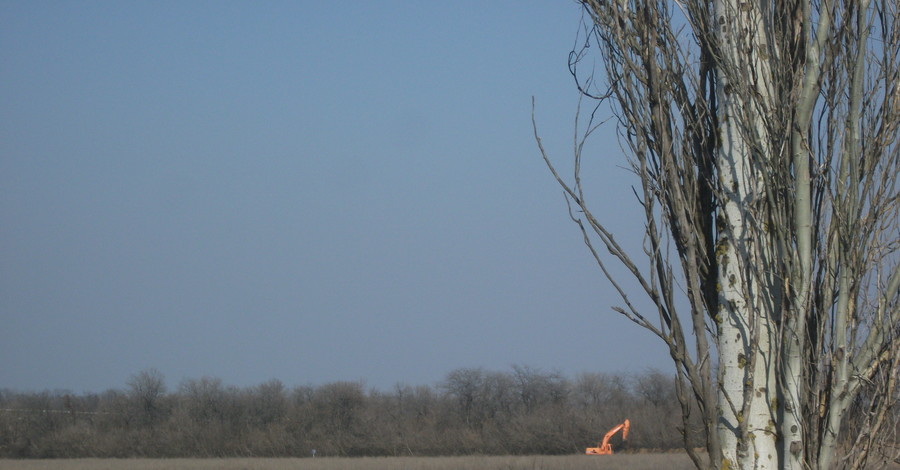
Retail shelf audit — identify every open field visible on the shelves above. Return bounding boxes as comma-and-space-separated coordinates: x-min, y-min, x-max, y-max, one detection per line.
0, 453, 900, 470
0, 454, 700, 470
2, 455, 899, 470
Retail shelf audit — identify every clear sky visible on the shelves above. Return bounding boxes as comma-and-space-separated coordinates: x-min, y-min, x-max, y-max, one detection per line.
1, 1, 669, 393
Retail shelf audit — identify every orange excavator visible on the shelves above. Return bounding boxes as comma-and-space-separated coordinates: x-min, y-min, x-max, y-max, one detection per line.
585, 419, 630, 455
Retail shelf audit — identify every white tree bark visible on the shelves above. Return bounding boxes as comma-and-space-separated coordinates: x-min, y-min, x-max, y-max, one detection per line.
782, 0, 831, 466
715, 92, 779, 470
715, 0, 779, 467
817, 4, 871, 468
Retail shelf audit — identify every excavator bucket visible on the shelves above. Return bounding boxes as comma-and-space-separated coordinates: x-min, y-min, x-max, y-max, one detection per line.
585, 446, 612, 455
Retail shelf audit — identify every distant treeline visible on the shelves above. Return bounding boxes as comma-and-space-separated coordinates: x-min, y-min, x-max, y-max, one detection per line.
0, 366, 700, 458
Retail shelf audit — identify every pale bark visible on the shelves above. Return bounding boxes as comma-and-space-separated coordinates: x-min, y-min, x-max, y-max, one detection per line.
781, 0, 831, 464
714, 0, 779, 467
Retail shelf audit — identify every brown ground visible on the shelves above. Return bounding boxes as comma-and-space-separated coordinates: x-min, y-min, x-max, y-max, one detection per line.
1, 454, 898, 470
0, 454, 698, 470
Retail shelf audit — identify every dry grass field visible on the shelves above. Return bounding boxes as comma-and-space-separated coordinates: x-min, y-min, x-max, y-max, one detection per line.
2, 455, 899, 470
0, 454, 699, 470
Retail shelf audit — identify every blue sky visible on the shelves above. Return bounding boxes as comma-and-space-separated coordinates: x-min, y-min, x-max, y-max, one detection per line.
1, 1, 669, 393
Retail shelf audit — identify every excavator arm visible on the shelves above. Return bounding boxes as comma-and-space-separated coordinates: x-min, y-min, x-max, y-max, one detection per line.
585, 419, 630, 455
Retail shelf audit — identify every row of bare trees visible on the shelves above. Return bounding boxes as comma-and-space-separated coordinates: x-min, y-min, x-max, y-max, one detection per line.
0, 367, 687, 458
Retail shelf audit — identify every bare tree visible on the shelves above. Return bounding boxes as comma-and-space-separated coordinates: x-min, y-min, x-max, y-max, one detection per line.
442, 367, 487, 429
510, 365, 569, 412
535, 1, 899, 469
127, 369, 167, 428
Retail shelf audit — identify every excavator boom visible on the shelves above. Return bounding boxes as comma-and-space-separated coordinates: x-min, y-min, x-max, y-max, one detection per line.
585, 419, 630, 455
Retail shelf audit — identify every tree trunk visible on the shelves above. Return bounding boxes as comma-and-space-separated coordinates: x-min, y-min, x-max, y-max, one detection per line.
715, 0, 779, 468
